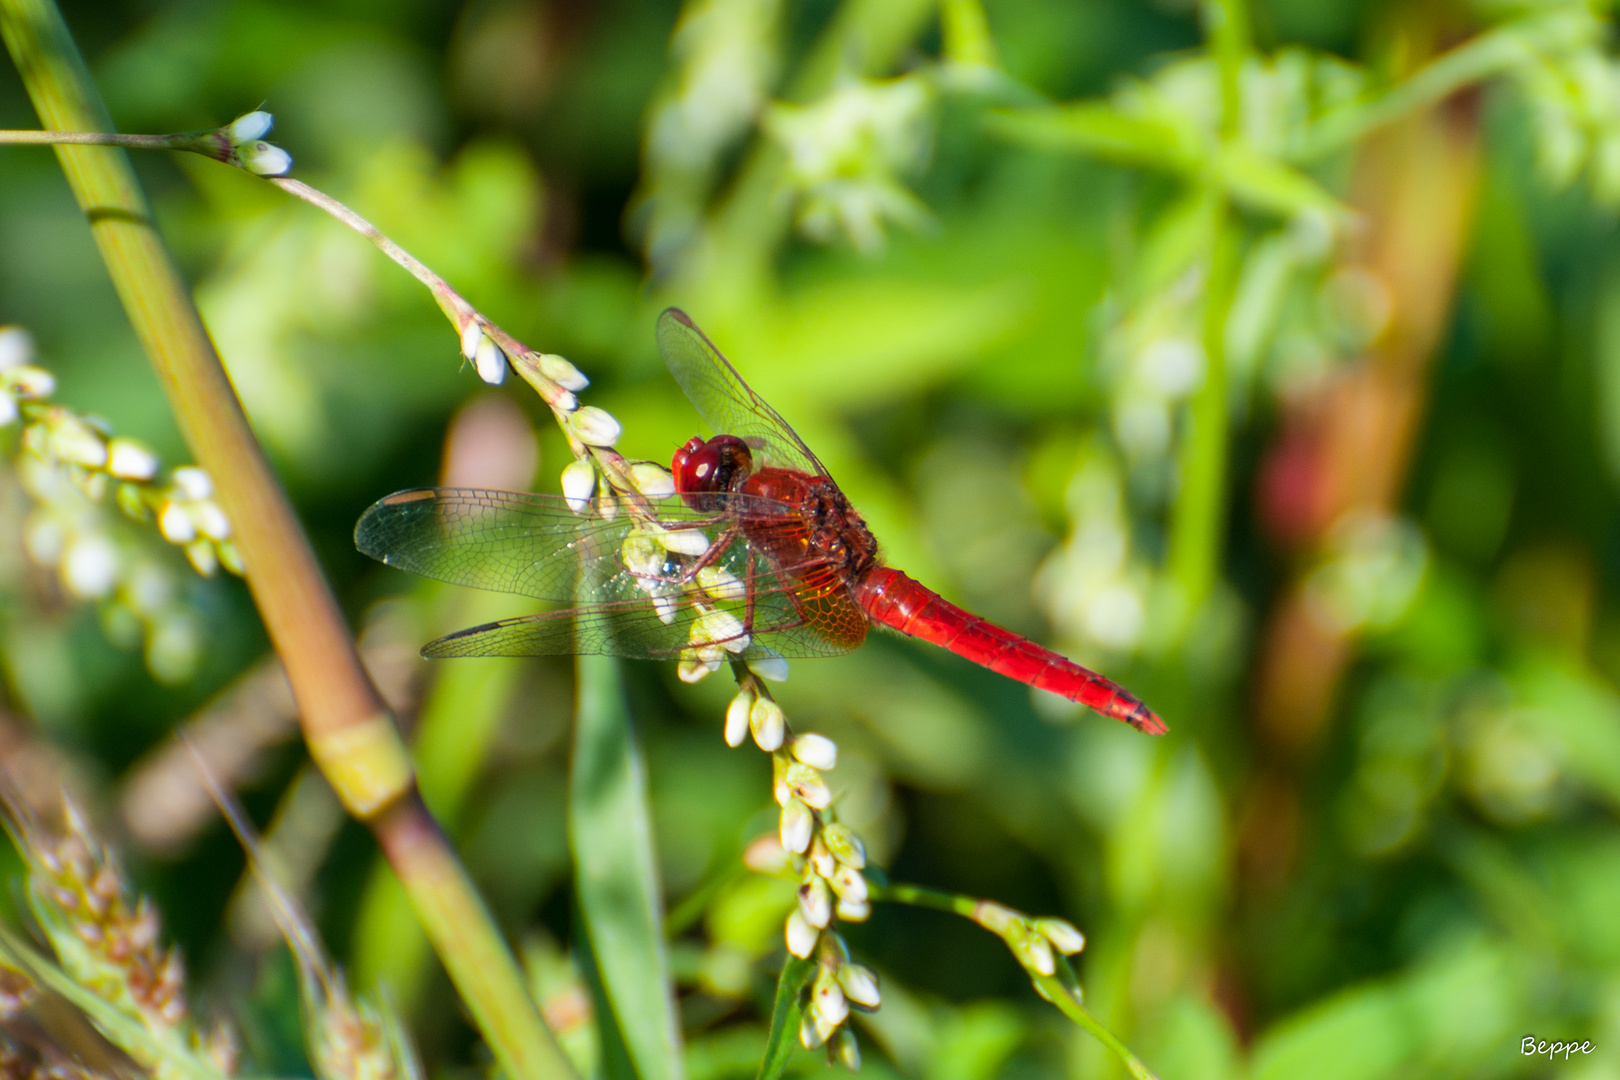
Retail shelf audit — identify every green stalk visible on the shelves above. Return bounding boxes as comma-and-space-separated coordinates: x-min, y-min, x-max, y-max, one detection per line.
1204, 0, 1249, 138
1165, 206, 1239, 615
0, 2, 575, 1077
871, 882, 1157, 1079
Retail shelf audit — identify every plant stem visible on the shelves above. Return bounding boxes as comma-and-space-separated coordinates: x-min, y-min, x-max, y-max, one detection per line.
871, 881, 1157, 1079
0, 128, 175, 147
1166, 204, 1239, 617
1031, 969, 1159, 1080
268, 176, 476, 329
0, 2, 576, 1077
1204, 0, 1249, 138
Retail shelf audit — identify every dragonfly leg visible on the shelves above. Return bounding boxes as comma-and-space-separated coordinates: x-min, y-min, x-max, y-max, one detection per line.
742, 547, 759, 634
661, 523, 742, 588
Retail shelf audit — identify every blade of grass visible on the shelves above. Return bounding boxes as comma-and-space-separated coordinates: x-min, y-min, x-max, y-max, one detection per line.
571, 654, 684, 1080
754, 955, 815, 1080
0, 2, 575, 1076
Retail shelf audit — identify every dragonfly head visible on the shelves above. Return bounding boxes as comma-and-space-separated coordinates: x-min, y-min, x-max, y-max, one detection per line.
673, 434, 753, 510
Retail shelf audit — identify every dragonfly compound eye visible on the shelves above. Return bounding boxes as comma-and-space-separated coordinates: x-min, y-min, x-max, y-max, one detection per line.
673, 434, 754, 509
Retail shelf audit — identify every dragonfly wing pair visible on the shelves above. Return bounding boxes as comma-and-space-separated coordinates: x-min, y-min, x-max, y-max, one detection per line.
354, 488, 855, 661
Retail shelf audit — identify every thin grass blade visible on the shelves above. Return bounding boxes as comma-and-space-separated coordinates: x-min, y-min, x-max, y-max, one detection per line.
753, 955, 815, 1080
570, 653, 684, 1080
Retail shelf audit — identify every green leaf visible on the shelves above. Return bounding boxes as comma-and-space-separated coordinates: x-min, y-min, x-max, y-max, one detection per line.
985, 103, 1201, 174
571, 653, 685, 1080
986, 105, 1350, 222
755, 955, 815, 1080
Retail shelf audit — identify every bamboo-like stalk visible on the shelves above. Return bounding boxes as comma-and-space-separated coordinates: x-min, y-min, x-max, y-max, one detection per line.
1166, 0, 1248, 620
0, 2, 576, 1077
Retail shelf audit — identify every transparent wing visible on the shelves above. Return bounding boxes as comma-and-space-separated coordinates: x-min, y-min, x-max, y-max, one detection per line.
422, 583, 860, 662
358, 487, 730, 601
356, 487, 866, 660
657, 308, 828, 477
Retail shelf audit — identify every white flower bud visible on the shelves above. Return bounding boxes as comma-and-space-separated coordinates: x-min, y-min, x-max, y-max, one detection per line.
791, 733, 837, 770
822, 823, 865, 869
1012, 926, 1056, 976
189, 500, 232, 541
725, 687, 754, 747
834, 1028, 861, 1070
158, 501, 197, 543
749, 650, 789, 682
570, 406, 621, 447
652, 593, 677, 625
750, 696, 786, 751
228, 111, 273, 143
786, 762, 832, 809
799, 1006, 835, 1050
473, 335, 508, 385
799, 875, 833, 929
242, 141, 292, 176
696, 566, 747, 602
622, 534, 663, 577
185, 538, 220, 576
50, 417, 107, 467
838, 963, 880, 1009
692, 608, 749, 654
1035, 917, 1086, 955
780, 797, 813, 854
830, 864, 868, 905
6, 365, 54, 399
538, 353, 589, 391
808, 836, 836, 879
629, 461, 675, 498
171, 467, 213, 500
561, 458, 597, 514
460, 320, 483, 360
973, 901, 1018, 934
678, 654, 720, 683
785, 909, 819, 959
812, 969, 849, 1026
0, 325, 33, 369
658, 527, 710, 556
62, 533, 118, 599
835, 896, 871, 921
106, 437, 159, 481
0, 391, 16, 427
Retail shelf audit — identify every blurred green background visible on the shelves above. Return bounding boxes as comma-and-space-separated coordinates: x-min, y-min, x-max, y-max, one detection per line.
5, 0, 1620, 1076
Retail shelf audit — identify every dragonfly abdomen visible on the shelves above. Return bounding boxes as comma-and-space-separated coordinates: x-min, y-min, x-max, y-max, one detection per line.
856, 567, 1166, 734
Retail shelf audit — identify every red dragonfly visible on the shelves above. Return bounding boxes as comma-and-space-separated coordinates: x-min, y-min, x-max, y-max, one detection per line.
356, 309, 1164, 734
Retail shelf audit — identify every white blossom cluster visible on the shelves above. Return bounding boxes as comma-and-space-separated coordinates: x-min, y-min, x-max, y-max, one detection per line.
222, 111, 292, 177
766, 76, 936, 253
0, 325, 236, 682
727, 675, 877, 1065
969, 900, 1087, 980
